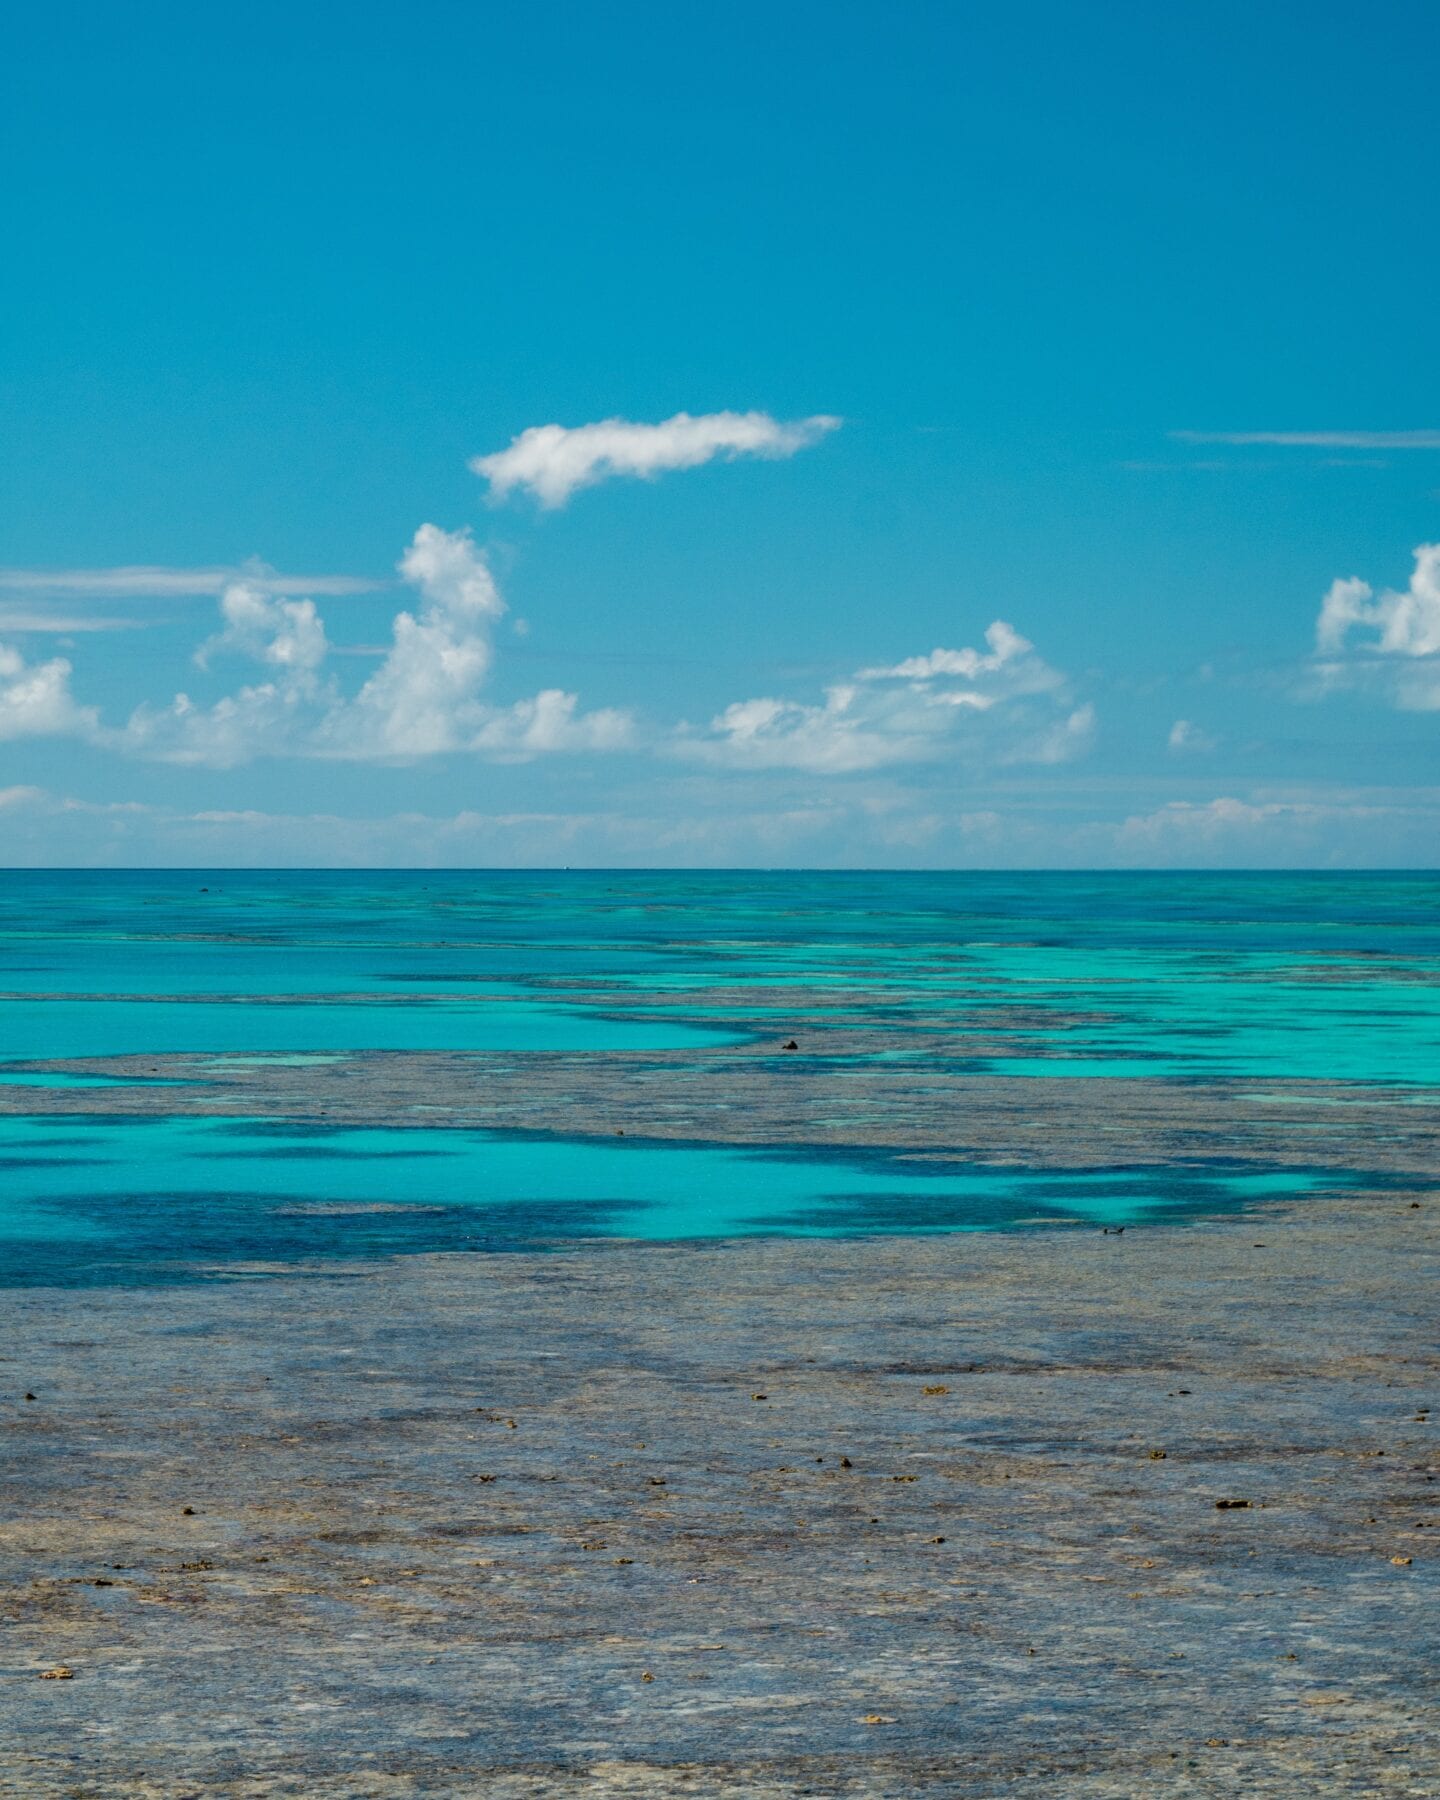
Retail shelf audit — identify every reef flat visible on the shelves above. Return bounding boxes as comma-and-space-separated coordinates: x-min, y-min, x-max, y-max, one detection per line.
3, 1188, 1436, 1797
2, 871, 1438, 1793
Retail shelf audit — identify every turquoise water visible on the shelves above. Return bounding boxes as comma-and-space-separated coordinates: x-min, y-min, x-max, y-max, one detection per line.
0, 995, 738, 1059
0, 871, 1435, 1284
0, 1114, 1325, 1288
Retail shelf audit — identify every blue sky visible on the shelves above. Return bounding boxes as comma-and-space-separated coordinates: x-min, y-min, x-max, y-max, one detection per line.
2, 0, 1437, 866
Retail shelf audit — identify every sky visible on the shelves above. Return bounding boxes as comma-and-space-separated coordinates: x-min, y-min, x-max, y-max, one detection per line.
1, 0, 1438, 868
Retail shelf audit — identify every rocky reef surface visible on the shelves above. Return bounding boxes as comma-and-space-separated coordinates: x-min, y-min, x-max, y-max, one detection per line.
3, 1187, 1435, 1796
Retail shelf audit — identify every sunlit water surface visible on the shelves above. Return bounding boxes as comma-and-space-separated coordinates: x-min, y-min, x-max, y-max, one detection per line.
1, 870, 1434, 1284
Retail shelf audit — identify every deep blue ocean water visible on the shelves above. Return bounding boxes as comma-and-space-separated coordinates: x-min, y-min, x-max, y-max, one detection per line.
0, 870, 1435, 1285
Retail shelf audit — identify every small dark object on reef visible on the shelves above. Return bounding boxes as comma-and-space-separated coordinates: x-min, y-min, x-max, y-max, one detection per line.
840, 1456, 853, 1468
24, 1393, 35, 1402
1215, 1498, 1252, 1510
782, 1039, 798, 1050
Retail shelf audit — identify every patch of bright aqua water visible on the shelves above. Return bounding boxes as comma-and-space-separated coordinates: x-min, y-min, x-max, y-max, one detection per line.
0, 1070, 196, 1088
0, 1114, 1327, 1288
0, 996, 740, 1060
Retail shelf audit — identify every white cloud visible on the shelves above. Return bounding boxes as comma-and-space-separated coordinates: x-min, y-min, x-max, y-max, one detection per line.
196, 584, 329, 674
1167, 718, 1218, 753
119, 525, 632, 767
1119, 796, 1291, 844
318, 524, 506, 758
1316, 543, 1440, 657
468, 689, 634, 758
7, 774, 1436, 871
123, 578, 339, 767
1110, 792, 1426, 865
123, 676, 330, 768
0, 783, 46, 810
0, 642, 99, 742
471, 410, 841, 507
679, 619, 1092, 773
1172, 430, 1440, 450
859, 620, 1034, 681
0, 608, 146, 633
1028, 702, 1096, 765
1309, 543, 1440, 710
0, 562, 382, 598
685, 687, 929, 774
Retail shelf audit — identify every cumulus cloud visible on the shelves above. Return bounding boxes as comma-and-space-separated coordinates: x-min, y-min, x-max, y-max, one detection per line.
859, 620, 1034, 681
196, 585, 329, 674
471, 410, 841, 507
123, 674, 330, 768
1316, 543, 1440, 657
319, 524, 507, 758
120, 525, 632, 767
124, 576, 340, 766
0, 642, 99, 742
1309, 543, 1440, 710
467, 689, 635, 758
678, 620, 1093, 773
687, 687, 929, 775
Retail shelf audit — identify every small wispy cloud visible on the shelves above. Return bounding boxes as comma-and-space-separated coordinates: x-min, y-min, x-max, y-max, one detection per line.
471, 410, 841, 508
0, 562, 384, 599
1171, 429, 1440, 450
0, 784, 47, 811
1167, 718, 1218, 753
0, 608, 146, 633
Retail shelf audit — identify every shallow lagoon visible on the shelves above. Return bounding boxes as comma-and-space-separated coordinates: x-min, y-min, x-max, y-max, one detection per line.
0, 1113, 1324, 1286
0, 870, 1434, 1285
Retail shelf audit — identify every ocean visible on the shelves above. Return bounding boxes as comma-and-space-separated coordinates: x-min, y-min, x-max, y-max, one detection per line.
1, 869, 1435, 1284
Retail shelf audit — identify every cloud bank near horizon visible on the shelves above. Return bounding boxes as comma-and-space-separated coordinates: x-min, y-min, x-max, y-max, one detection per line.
4, 404, 1435, 875
0, 536, 1090, 776
679, 620, 1093, 774
119, 525, 634, 766
0, 404, 1101, 777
